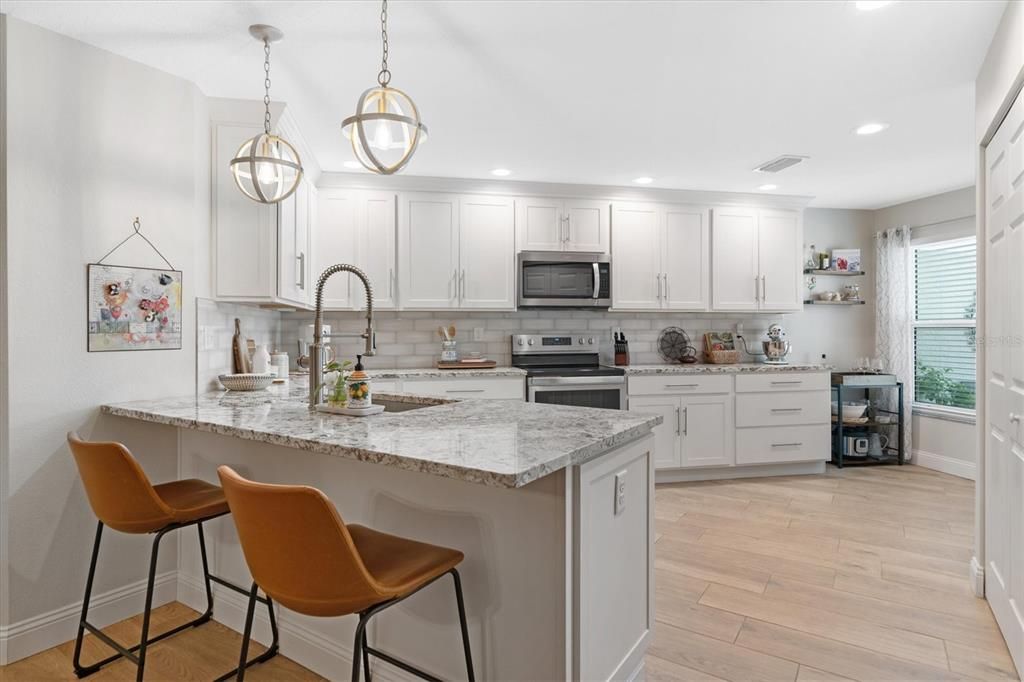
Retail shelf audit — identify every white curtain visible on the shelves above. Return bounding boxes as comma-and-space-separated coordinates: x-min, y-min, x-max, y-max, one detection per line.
875, 226, 913, 461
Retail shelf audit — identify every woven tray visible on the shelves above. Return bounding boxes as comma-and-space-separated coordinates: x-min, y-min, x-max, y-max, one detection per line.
703, 350, 741, 365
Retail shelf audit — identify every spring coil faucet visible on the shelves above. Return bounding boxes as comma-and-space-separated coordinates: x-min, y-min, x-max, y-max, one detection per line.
309, 264, 376, 407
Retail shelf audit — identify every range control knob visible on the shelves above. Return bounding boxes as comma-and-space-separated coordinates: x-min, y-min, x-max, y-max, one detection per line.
527, 339, 535, 346
588, 337, 595, 344
578, 337, 585, 344
517, 338, 525, 346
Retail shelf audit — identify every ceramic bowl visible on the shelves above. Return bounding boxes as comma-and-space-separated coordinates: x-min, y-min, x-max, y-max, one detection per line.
219, 373, 276, 391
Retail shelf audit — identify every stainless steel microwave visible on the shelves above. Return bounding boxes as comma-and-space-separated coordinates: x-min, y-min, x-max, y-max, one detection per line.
517, 251, 611, 308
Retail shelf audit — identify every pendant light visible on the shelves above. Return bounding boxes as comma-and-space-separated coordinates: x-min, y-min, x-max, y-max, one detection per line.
341, 0, 428, 175
230, 25, 303, 204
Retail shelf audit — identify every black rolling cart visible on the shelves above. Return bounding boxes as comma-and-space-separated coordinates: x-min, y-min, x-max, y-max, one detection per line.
831, 372, 904, 468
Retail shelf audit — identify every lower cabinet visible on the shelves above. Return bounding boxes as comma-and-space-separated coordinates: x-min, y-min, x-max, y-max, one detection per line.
629, 393, 734, 469
389, 376, 525, 401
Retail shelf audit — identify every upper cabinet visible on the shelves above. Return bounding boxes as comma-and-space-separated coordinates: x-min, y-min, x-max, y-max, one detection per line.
314, 188, 397, 311
517, 197, 609, 253
611, 203, 710, 311
399, 193, 515, 310
711, 207, 801, 312
210, 101, 321, 309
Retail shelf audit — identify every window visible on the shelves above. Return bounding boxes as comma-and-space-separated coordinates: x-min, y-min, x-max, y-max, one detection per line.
913, 237, 976, 413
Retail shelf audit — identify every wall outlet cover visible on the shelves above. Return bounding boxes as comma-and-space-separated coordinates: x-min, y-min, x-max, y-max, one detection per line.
614, 470, 627, 516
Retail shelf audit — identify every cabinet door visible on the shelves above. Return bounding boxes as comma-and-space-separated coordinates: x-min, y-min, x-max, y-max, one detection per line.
757, 209, 802, 311
214, 123, 276, 300
711, 207, 759, 311
516, 197, 564, 251
459, 195, 516, 309
356, 192, 397, 310
399, 193, 459, 309
663, 205, 710, 311
276, 183, 306, 306
628, 396, 681, 469
315, 189, 358, 309
611, 203, 661, 310
679, 394, 734, 468
564, 199, 609, 253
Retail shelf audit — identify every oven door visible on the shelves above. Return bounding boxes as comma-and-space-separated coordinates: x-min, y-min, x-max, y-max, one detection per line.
527, 376, 626, 410
518, 252, 611, 308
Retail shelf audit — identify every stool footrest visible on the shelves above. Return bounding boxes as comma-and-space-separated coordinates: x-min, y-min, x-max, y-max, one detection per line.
365, 645, 443, 682
75, 609, 211, 677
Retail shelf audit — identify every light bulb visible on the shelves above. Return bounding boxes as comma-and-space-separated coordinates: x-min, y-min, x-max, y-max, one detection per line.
372, 121, 393, 150
258, 163, 277, 184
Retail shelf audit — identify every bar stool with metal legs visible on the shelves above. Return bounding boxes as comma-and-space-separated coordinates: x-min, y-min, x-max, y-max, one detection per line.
66, 433, 280, 681
217, 465, 476, 682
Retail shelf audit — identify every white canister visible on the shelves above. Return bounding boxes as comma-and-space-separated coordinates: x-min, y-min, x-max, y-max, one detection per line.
270, 350, 289, 378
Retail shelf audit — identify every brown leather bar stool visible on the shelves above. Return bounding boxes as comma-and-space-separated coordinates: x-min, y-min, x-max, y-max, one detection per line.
66, 433, 280, 681
217, 466, 476, 682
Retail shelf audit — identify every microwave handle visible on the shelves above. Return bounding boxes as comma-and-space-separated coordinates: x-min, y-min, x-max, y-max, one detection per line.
592, 262, 601, 299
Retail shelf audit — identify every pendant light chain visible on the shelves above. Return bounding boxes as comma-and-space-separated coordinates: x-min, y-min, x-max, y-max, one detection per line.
378, 0, 391, 86
263, 39, 273, 134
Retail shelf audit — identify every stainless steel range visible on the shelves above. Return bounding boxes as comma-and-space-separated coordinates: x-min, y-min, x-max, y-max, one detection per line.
511, 334, 626, 410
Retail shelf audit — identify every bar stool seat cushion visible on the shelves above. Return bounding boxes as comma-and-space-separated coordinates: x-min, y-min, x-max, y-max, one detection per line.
347, 524, 464, 596
154, 479, 230, 525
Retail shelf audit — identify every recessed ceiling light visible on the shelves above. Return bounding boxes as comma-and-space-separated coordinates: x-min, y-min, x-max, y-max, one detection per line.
490, 168, 512, 177
855, 122, 890, 135
855, 1, 893, 10
343, 161, 362, 169
633, 177, 654, 185
758, 184, 778, 191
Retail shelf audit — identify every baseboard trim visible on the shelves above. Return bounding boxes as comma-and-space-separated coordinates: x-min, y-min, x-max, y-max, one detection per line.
178, 574, 420, 681
913, 448, 976, 481
0, 570, 177, 665
656, 460, 826, 483
970, 556, 985, 598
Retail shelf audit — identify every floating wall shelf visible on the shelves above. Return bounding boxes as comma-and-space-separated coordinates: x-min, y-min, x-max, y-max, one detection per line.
803, 299, 866, 306
803, 269, 865, 276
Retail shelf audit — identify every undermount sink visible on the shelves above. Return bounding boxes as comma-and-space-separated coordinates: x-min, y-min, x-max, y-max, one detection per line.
374, 393, 456, 413
375, 398, 435, 413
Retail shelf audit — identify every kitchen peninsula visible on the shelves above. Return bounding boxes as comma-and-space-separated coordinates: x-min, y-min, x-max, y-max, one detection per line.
102, 376, 660, 681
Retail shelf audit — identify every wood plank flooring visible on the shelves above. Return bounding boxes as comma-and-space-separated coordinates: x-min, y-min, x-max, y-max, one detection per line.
1, 465, 1017, 681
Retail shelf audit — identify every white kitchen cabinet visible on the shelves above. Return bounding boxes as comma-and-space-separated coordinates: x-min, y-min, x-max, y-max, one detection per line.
679, 394, 734, 468
399, 193, 515, 310
459, 196, 516, 309
399, 193, 460, 309
212, 117, 317, 308
711, 207, 801, 312
316, 189, 397, 311
629, 396, 681, 469
517, 197, 609, 253
612, 203, 710, 311
401, 376, 525, 400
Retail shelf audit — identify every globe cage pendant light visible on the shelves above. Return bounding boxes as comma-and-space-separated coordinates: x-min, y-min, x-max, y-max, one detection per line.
229, 24, 303, 204
341, 0, 428, 175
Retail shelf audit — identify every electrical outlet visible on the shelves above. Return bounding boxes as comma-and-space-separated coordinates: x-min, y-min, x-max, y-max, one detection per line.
735, 322, 743, 335
473, 327, 484, 342
614, 470, 627, 516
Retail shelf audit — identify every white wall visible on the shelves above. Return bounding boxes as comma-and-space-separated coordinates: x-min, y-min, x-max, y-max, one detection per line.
1, 16, 209, 659
874, 186, 978, 478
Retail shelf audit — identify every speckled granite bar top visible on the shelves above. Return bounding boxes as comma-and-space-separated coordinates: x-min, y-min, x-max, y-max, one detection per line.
101, 377, 660, 489
624, 363, 834, 375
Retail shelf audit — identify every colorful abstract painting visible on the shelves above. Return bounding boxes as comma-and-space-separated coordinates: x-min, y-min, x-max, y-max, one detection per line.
87, 264, 182, 351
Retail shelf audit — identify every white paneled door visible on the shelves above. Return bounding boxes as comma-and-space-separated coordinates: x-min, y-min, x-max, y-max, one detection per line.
663, 205, 710, 311
757, 209, 802, 311
459, 196, 516, 309
711, 207, 759, 311
984, 85, 1024, 676
399, 193, 460, 309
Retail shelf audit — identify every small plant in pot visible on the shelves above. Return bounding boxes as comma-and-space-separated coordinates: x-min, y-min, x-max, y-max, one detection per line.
318, 360, 353, 406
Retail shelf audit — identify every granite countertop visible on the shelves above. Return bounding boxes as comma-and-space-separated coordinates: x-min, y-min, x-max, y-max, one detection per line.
101, 377, 660, 489
624, 363, 835, 375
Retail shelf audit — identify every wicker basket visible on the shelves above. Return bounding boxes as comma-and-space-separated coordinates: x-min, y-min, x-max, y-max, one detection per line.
703, 350, 741, 365
218, 373, 276, 391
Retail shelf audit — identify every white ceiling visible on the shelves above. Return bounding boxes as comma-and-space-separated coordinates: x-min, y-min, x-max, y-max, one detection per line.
3, 0, 1007, 208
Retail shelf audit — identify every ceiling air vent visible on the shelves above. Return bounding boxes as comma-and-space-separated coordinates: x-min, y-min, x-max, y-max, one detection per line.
753, 155, 809, 174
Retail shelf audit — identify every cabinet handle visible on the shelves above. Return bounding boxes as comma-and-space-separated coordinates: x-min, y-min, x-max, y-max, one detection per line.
296, 253, 305, 289
452, 269, 458, 300
771, 442, 803, 448
460, 269, 466, 300
676, 406, 681, 435
566, 214, 572, 243
664, 273, 670, 302
754, 276, 760, 302
762, 275, 767, 302
389, 267, 394, 300
683, 406, 688, 435
446, 388, 485, 393
771, 407, 803, 413
656, 273, 663, 300
771, 380, 803, 385
665, 383, 699, 388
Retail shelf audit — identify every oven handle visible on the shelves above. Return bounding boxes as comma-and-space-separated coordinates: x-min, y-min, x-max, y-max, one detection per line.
592, 262, 601, 299
529, 375, 626, 387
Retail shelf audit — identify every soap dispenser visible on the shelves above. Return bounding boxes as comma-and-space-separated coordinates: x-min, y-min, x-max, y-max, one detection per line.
347, 355, 372, 408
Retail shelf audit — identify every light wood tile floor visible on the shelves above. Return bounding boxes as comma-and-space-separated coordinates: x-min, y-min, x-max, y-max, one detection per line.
2, 465, 1017, 681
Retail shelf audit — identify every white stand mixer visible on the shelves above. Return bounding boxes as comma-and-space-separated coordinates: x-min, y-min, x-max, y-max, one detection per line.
737, 324, 792, 365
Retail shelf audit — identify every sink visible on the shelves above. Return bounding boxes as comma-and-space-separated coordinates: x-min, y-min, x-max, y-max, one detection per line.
376, 399, 435, 413
374, 394, 456, 413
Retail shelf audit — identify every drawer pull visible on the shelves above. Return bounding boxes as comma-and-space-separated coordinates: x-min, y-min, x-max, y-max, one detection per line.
771, 442, 803, 448
445, 389, 485, 393
770, 408, 803, 413
770, 380, 803, 385
665, 383, 700, 388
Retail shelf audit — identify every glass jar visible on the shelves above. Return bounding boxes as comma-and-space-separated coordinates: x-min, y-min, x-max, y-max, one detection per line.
441, 340, 458, 363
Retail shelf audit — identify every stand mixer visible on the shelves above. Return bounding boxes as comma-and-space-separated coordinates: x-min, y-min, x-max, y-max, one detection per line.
737, 324, 792, 365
